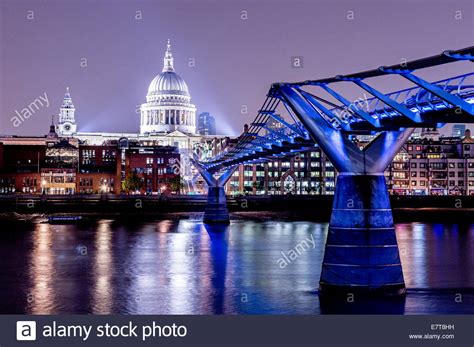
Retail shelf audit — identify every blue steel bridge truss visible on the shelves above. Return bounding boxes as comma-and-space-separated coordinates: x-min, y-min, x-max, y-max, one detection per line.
199, 47, 473, 174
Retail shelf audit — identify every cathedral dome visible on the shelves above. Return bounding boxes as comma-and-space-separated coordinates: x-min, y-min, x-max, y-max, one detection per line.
147, 71, 190, 97
140, 40, 197, 135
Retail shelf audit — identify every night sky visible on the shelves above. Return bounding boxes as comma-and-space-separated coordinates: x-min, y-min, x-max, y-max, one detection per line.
1, 0, 472, 136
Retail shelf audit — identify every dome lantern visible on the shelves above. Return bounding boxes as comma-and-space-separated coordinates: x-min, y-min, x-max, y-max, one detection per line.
163, 39, 174, 72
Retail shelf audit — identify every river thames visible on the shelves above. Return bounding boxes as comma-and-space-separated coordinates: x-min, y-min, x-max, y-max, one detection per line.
0, 218, 473, 314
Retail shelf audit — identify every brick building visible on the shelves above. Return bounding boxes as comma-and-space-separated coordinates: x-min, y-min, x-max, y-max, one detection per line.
77, 145, 121, 194
1, 123, 473, 196
0, 138, 45, 194
125, 145, 180, 194
0, 125, 180, 195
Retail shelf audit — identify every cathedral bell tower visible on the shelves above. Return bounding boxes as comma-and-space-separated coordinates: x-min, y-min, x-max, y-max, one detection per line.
58, 87, 77, 136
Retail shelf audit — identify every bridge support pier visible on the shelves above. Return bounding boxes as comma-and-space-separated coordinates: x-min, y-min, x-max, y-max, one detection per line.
321, 173, 405, 296
279, 85, 414, 296
316, 132, 413, 295
204, 185, 231, 224
193, 161, 237, 224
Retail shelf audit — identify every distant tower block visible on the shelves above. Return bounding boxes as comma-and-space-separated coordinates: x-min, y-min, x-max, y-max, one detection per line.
58, 87, 77, 136
197, 112, 216, 135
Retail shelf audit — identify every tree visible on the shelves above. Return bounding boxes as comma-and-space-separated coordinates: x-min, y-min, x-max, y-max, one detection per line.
169, 176, 184, 194
122, 172, 141, 193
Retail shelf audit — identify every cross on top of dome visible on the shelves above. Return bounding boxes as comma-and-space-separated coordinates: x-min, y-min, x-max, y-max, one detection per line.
163, 39, 174, 72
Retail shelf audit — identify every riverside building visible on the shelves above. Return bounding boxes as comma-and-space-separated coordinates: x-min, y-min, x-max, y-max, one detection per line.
218, 129, 474, 196
0, 123, 180, 195
2, 127, 473, 196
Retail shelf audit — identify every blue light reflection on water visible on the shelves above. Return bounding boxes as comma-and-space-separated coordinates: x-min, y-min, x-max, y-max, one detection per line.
0, 220, 472, 314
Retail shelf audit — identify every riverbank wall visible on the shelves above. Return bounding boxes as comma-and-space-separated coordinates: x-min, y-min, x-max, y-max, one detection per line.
0, 194, 473, 222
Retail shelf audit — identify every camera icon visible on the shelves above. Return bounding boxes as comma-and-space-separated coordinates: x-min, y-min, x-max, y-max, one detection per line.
16, 321, 37, 341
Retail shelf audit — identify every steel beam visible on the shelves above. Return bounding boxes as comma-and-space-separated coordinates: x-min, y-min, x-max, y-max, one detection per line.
263, 111, 306, 137
398, 72, 473, 114
277, 84, 364, 173
298, 89, 350, 131
348, 79, 422, 123
319, 84, 381, 128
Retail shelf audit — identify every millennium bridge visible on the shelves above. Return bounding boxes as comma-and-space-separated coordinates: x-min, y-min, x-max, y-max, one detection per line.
193, 47, 474, 296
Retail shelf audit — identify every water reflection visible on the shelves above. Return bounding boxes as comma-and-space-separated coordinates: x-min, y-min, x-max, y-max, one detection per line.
91, 220, 114, 314
166, 222, 197, 314
0, 220, 471, 314
28, 223, 55, 314
397, 223, 427, 287
204, 224, 230, 314
125, 222, 165, 314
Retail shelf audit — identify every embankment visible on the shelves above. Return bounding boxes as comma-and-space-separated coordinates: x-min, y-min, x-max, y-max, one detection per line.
0, 194, 472, 222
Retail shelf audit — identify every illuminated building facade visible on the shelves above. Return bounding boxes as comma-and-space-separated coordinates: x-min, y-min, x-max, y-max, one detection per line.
140, 40, 196, 135
220, 129, 474, 196
0, 125, 180, 195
